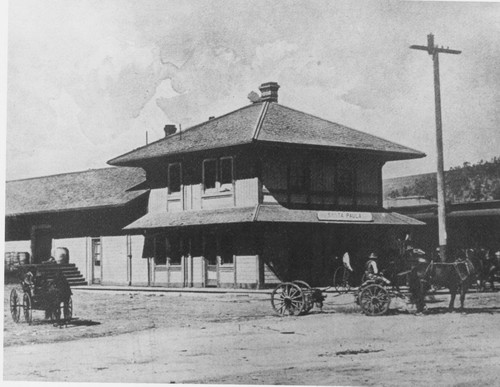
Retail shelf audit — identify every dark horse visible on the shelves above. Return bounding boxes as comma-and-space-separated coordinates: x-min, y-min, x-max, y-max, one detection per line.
409, 258, 475, 314
22, 269, 72, 325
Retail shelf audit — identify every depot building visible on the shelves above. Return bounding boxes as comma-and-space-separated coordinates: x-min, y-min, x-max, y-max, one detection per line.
6, 82, 425, 288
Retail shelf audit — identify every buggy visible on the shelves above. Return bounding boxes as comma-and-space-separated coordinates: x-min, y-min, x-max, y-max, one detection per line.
10, 265, 73, 325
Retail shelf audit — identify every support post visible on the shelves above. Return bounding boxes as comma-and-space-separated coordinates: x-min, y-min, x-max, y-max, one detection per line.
410, 34, 461, 262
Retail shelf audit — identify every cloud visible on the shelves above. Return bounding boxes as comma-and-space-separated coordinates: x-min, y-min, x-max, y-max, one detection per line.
6, 0, 500, 181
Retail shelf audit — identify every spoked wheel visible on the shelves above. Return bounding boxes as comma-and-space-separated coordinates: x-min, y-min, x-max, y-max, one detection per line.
292, 280, 314, 313
358, 284, 390, 316
23, 292, 33, 325
271, 282, 305, 316
333, 266, 351, 294
10, 289, 22, 323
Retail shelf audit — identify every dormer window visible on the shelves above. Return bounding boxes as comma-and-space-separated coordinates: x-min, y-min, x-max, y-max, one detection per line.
203, 157, 234, 193
168, 163, 182, 195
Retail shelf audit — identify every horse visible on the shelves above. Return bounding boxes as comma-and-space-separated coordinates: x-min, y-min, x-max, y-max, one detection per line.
382, 245, 428, 292
409, 258, 475, 314
22, 270, 72, 326
461, 248, 489, 291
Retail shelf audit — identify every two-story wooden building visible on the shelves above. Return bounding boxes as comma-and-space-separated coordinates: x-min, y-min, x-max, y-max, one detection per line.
108, 82, 425, 288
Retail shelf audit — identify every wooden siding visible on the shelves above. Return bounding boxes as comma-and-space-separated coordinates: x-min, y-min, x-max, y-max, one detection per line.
54, 237, 88, 280
235, 256, 258, 284
149, 188, 167, 213
101, 236, 128, 285
167, 197, 183, 212
192, 256, 205, 287
264, 263, 281, 285
169, 266, 184, 286
201, 194, 234, 210
145, 152, 260, 214
4, 240, 31, 255
130, 234, 149, 286
235, 178, 259, 206
153, 267, 168, 286
219, 265, 235, 286
191, 185, 202, 210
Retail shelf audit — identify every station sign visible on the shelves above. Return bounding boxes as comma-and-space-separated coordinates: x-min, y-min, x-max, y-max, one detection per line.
317, 211, 373, 222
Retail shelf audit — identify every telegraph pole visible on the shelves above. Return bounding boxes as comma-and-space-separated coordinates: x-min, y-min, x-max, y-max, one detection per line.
410, 34, 461, 262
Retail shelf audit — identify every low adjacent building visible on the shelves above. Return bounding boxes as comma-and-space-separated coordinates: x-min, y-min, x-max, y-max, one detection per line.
5, 167, 149, 285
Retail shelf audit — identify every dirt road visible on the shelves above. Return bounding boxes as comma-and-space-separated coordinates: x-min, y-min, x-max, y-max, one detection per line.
4, 287, 500, 385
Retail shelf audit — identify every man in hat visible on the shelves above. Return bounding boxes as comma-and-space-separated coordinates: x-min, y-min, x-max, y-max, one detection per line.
365, 252, 391, 285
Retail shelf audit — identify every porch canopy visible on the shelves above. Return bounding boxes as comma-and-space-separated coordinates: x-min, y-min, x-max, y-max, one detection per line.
123, 204, 424, 230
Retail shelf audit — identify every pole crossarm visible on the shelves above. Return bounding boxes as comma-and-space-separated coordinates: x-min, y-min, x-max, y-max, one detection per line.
410, 45, 461, 55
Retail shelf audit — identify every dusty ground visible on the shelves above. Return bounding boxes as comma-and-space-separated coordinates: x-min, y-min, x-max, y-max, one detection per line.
3, 284, 500, 386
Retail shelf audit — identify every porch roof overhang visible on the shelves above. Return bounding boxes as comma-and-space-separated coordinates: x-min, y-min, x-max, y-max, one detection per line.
409, 208, 500, 220
123, 204, 424, 230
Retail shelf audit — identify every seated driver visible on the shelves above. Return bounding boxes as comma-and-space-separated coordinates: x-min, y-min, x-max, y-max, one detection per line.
365, 252, 391, 285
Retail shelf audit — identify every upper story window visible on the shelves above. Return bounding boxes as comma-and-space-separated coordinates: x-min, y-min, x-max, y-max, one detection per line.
168, 163, 182, 195
203, 157, 234, 193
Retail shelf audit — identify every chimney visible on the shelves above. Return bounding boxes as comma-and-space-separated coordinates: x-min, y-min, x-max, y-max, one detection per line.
164, 124, 177, 137
258, 82, 280, 103
208, 116, 215, 120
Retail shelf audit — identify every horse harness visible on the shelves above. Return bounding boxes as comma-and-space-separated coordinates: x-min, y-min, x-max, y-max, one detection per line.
423, 260, 471, 283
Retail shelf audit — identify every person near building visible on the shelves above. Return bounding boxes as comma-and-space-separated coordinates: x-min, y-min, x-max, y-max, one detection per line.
488, 251, 500, 291
342, 252, 354, 272
364, 252, 391, 285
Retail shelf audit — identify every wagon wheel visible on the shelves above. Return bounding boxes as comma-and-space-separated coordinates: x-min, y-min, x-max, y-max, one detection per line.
10, 289, 22, 323
357, 284, 390, 316
23, 292, 33, 325
292, 280, 314, 313
271, 282, 305, 316
333, 266, 351, 294
63, 296, 73, 321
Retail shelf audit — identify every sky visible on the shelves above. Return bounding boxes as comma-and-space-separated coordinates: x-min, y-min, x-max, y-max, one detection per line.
4, 0, 500, 181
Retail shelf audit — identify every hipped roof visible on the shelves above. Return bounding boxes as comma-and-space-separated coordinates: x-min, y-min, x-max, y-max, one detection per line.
6, 167, 147, 216
109, 102, 425, 167
124, 204, 424, 230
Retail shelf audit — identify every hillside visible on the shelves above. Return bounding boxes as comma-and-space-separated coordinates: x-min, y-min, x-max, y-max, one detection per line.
384, 157, 500, 203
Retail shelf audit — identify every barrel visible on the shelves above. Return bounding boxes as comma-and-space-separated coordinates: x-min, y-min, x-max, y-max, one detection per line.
54, 247, 69, 264
17, 252, 30, 265
4, 252, 16, 271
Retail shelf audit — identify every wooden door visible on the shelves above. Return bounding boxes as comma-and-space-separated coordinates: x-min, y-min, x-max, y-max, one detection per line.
32, 226, 52, 264
91, 238, 102, 284
204, 236, 218, 287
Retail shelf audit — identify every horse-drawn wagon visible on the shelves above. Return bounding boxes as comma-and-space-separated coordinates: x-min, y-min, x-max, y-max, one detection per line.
270, 234, 480, 317
270, 277, 406, 317
10, 265, 73, 325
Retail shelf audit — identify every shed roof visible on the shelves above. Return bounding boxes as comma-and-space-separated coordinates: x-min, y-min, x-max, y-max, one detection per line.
124, 204, 424, 230
6, 167, 147, 216
109, 101, 425, 166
